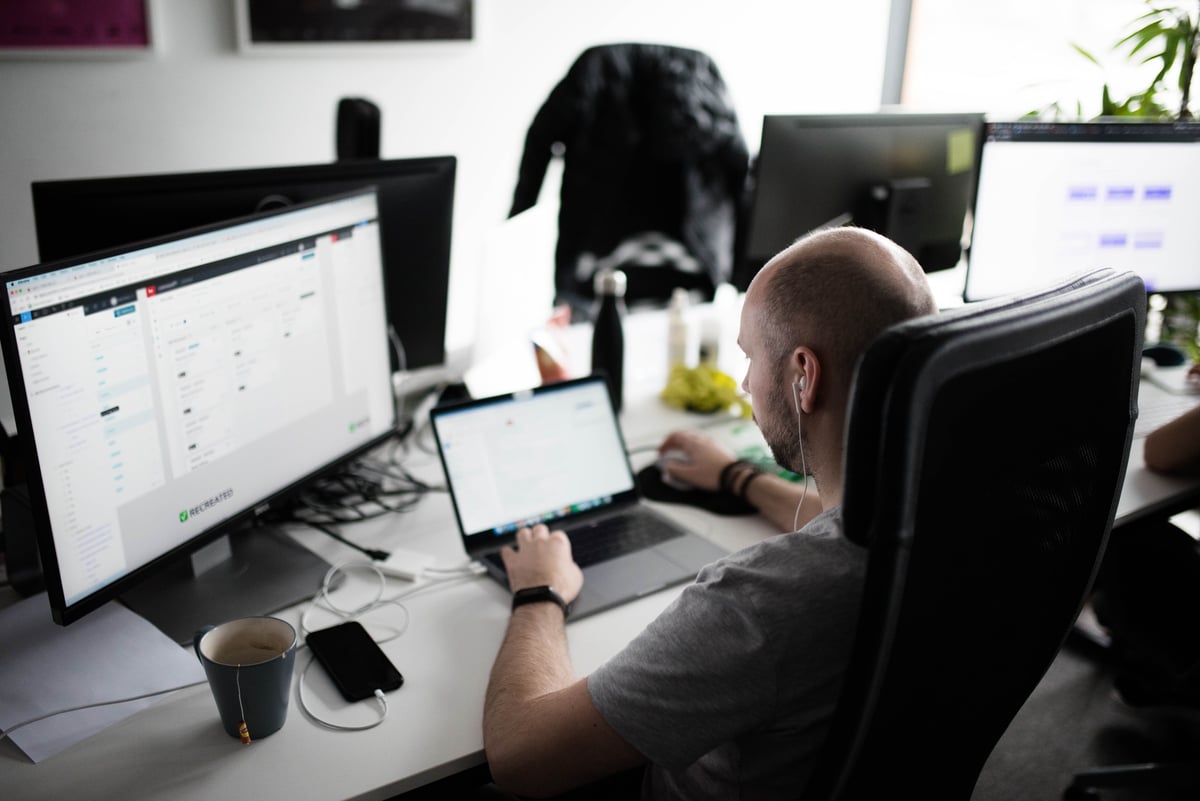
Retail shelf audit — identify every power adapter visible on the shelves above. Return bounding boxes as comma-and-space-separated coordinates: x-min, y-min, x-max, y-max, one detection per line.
373, 548, 434, 581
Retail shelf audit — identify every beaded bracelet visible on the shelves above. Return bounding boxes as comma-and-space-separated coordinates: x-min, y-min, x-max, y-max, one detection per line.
719, 459, 764, 498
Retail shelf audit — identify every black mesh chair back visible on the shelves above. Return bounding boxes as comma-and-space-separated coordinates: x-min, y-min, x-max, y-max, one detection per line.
803, 268, 1146, 800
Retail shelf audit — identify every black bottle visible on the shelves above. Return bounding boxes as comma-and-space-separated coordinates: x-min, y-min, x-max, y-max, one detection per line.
591, 268, 627, 413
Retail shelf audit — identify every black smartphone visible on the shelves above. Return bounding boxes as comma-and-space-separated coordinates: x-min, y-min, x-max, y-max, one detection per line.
306, 621, 404, 702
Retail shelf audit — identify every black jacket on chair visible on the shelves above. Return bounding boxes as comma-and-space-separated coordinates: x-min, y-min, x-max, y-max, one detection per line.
509, 43, 750, 317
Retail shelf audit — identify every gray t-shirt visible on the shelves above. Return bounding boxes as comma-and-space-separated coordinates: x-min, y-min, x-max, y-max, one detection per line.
588, 506, 864, 801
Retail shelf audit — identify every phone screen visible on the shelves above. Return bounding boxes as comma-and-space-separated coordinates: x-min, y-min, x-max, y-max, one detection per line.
306, 621, 404, 701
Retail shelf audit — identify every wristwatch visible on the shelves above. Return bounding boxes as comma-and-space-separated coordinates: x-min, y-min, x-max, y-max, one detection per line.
511, 585, 570, 619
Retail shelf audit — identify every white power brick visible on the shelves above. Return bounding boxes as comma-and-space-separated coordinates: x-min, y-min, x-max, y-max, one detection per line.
373, 548, 434, 581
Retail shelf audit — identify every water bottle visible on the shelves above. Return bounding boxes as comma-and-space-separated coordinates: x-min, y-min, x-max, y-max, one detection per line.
591, 268, 626, 412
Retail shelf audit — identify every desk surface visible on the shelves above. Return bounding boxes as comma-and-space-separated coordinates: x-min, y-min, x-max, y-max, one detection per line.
2, 310, 1198, 801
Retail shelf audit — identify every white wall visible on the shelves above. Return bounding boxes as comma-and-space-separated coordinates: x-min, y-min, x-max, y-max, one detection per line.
0, 0, 891, 358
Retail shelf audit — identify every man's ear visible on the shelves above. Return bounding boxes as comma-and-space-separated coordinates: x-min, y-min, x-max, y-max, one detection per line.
789, 346, 820, 415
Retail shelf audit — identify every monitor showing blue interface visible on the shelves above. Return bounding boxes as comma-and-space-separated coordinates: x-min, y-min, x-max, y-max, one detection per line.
965, 120, 1200, 300
0, 189, 396, 627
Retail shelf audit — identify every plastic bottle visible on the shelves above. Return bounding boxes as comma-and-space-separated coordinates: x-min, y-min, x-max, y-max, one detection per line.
667, 287, 690, 370
699, 283, 738, 368
591, 268, 627, 412
698, 314, 720, 367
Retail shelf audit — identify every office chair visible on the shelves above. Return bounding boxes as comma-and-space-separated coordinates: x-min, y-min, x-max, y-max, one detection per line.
800, 268, 1147, 801
509, 43, 750, 318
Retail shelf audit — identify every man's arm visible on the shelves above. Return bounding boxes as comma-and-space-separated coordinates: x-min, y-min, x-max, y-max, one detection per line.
483, 525, 645, 798
1144, 401, 1200, 474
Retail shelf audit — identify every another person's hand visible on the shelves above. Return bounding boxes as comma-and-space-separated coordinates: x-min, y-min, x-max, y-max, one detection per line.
500, 524, 584, 603
1144, 361, 1200, 474
657, 430, 737, 492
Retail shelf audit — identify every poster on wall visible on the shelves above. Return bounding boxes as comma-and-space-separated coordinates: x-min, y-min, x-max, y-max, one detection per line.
236, 0, 473, 53
0, 0, 155, 56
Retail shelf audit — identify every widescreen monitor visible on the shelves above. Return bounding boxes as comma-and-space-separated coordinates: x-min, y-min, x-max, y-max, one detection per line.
965, 120, 1200, 301
744, 112, 984, 277
30, 156, 455, 375
0, 189, 396, 632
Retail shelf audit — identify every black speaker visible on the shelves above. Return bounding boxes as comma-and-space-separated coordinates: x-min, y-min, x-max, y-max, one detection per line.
336, 97, 381, 161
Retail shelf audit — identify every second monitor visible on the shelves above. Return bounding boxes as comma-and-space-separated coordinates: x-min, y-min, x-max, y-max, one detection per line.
31, 156, 456, 377
743, 112, 984, 278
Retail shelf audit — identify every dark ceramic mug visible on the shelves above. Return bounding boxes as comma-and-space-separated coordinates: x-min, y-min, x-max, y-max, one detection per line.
194, 616, 297, 742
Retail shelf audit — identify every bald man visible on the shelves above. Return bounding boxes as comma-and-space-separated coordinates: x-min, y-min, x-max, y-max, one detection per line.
482, 228, 938, 800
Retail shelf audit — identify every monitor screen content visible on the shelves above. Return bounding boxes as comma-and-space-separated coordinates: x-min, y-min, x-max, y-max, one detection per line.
0, 189, 396, 630
965, 120, 1200, 301
744, 112, 984, 278
30, 156, 455, 375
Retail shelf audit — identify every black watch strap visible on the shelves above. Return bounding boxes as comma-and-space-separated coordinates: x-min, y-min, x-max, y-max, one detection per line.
511, 585, 570, 619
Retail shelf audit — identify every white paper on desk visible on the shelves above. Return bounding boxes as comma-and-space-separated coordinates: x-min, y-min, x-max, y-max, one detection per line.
1145, 363, 1200, 396
0, 593, 205, 763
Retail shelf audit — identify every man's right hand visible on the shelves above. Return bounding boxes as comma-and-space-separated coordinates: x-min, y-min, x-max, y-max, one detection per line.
658, 430, 738, 492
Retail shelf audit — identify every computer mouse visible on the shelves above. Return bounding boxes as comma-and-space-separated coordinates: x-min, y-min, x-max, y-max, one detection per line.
656, 449, 694, 491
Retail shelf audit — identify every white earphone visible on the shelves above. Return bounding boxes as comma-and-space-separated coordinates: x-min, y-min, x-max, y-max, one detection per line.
791, 376, 807, 414
790, 375, 810, 532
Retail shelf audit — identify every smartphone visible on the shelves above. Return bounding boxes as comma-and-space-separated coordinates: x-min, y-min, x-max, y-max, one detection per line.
306, 621, 404, 702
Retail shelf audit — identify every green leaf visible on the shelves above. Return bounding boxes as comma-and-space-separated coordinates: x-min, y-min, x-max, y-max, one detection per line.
1120, 22, 1165, 57
1101, 84, 1117, 116
1072, 42, 1102, 66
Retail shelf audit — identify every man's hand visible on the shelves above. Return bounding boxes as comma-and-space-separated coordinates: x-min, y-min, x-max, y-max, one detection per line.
500, 524, 584, 603
658, 430, 738, 492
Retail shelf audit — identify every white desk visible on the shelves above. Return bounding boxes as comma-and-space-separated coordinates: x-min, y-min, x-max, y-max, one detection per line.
0, 326, 773, 800
2, 308, 1197, 801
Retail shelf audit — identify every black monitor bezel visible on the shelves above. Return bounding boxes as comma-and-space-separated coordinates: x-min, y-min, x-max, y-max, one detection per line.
30, 156, 456, 373
743, 111, 985, 276
0, 188, 398, 627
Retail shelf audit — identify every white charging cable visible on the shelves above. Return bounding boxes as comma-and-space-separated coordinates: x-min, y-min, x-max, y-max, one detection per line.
295, 558, 484, 732
791, 381, 811, 533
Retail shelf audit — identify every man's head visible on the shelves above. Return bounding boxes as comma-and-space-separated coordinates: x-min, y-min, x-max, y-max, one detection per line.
738, 227, 936, 488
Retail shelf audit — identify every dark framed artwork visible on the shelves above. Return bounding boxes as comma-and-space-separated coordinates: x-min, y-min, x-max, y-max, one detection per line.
0, 0, 157, 57
235, 0, 472, 52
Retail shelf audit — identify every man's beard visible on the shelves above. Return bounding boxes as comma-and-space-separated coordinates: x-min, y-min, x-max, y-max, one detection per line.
756, 379, 807, 476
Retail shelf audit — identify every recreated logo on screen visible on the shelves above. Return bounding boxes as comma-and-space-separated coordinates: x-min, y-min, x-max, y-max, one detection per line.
179, 488, 235, 523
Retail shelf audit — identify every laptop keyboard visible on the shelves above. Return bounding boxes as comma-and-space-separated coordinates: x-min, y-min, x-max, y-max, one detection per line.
485, 511, 683, 571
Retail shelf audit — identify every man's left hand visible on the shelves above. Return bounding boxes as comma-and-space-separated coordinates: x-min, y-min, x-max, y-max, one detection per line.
500, 524, 584, 603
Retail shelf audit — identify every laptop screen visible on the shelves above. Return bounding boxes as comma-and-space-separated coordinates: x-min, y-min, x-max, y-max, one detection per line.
431, 377, 638, 543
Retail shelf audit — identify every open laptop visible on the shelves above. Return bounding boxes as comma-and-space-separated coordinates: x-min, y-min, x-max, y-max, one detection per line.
429, 375, 728, 620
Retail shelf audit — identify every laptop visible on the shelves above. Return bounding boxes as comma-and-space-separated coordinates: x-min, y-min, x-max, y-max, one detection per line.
429, 375, 728, 620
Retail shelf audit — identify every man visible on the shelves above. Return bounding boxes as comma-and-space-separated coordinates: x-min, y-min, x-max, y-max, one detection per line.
483, 227, 938, 799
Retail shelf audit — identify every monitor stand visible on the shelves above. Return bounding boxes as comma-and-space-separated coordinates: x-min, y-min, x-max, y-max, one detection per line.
120, 524, 331, 645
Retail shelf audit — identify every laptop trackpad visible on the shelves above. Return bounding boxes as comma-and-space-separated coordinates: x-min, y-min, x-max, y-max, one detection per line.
567, 551, 688, 619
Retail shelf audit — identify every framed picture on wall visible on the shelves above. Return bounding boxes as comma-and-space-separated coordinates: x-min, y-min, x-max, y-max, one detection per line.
235, 0, 473, 54
0, 0, 158, 58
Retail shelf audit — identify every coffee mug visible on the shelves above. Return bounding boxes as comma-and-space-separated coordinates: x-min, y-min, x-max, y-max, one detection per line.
194, 616, 297, 742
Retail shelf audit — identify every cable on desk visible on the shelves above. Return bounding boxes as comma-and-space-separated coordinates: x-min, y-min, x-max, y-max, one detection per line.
297, 657, 390, 732
294, 559, 483, 732
258, 433, 442, 559
0, 680, 207, 742
302, 520, 389, 561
